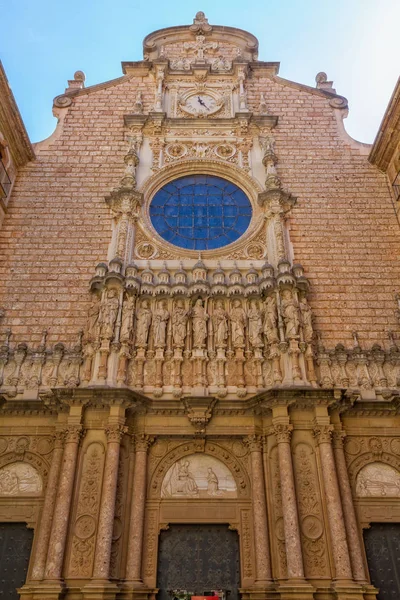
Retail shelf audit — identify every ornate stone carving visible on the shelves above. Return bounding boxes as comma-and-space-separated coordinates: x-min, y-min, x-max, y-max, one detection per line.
293, 443, 328, 576
105, 425, 128, 444
313, 425, 333, 445
356, 462, 400, 497
0, 462, 42, 495
272, 424, 293, 444
69, 442, 105, 577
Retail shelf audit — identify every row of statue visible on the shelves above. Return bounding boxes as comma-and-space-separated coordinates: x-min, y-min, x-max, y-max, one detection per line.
86, 287, 314, 351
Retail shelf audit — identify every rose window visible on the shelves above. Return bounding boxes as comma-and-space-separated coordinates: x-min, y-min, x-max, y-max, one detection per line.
149, 174, 252, 250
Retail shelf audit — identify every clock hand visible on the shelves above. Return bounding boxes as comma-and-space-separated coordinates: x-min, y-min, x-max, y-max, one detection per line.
197, 96, 209, 110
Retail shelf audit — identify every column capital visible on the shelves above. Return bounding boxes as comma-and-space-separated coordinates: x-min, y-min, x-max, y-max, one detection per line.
272, 423, 293, 443
53, 429, 67, 449
134, 433, 155, 452
244, 434, 264, 452
65, 425, 84, 444
105, 424, 128, 443
313, 424, 334, 445
332, 429, 346, 449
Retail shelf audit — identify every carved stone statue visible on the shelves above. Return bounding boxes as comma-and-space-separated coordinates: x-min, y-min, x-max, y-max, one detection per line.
135, 299, 152, 347
99, 289, 119, 341
212, 300, 228, 348
248, 300, 263, 348
87, 294, 101, 341
120, 294, 135, 342
230, 299, 246, 348
207, 467, 222, 496
153, 300, 170, 348
192, 298, 208, 348
299, 293, 313, 343
281, 289, 300, 339
263, 295, 279, 344
172, 299, 188, 348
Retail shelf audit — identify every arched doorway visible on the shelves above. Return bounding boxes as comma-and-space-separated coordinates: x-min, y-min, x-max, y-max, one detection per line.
156, 524, 240, 600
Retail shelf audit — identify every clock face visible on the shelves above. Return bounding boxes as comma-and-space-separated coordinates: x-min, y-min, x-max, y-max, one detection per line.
181, 93, 221, 116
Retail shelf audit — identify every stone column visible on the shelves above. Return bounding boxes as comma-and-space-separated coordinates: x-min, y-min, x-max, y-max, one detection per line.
332, 430, 367, 583
44, 425, 83, 581
273, 423, 305, 580
313, 424, 352, 582
31, 430, 66, 581
92, 424, 127, 580
125, 434, 154, 585
244, 435, 273, 585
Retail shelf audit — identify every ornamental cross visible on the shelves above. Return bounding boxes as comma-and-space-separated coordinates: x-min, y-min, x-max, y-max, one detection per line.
184, 35, 218, 60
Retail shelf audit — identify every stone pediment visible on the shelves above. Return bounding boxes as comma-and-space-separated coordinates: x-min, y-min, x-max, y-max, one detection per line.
142, 12, 259, 67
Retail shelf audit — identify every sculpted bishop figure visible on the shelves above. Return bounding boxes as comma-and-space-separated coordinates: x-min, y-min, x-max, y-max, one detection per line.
135, 299, 152, 347
212, 300, 228, 348
230, 299, 246, 348
248, 300, 263, 348
153, 300, 170, 348
99, 289, 119, 341
263, 295, 279, 344
192, 298, 208, 348
172, 299, 188, 348
281, 289, 300, 339
120, 294, 135, 342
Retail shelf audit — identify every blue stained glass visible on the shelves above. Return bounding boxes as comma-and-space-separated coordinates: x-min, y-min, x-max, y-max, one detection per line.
149, 175, 252, 250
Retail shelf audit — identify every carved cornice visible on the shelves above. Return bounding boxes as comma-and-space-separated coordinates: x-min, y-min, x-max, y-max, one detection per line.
0, 61, 35, 166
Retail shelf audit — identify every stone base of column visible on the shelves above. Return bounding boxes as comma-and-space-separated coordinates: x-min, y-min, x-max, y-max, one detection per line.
277, 580, 315, 600
18, 581, 66, 599
333, 582, 373, 600
361, 584, 379, 600
239, 585, 279, 600
82, 580, 119, 599
118, 585, 158, 600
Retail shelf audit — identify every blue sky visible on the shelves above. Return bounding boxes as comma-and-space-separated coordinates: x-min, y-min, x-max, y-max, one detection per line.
1, 0, 399, 144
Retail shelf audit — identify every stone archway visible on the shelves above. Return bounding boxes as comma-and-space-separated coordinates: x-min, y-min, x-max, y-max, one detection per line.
143, 440, 254, 589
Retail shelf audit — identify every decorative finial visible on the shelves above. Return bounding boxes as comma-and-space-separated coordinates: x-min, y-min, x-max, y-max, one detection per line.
259, 93, 269, 115
190, 10, 212, 32
352, 331, 360, 349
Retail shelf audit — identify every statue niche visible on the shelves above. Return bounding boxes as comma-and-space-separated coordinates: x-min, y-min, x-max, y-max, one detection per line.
161, 453, 237, 499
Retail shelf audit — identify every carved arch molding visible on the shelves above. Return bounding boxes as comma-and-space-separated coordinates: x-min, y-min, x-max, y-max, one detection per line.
148, 439, 251, 499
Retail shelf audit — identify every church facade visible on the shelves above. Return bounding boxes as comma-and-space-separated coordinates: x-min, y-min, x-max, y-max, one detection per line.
0, 12, 400, 600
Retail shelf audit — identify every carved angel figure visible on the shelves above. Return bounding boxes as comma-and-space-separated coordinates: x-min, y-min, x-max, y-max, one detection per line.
135, 299, 152, 347
120, 294, 135, 342
248, 300, 263, 348
153, 300, 170, 348
299, 293, 313, 343
281, 289, 300, 339
212, 300, 228, 348
230, 299, 246, 348
99, 289, 119, 341
263, 295, 279, 344
192, 298, 208, 348
172, 299, 188, 347
86, 294, 101, 341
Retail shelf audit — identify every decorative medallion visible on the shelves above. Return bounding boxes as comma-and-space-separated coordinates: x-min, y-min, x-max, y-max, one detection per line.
74, 514, 97, 539
214, 144, 236, 160
135, 241, 157, 259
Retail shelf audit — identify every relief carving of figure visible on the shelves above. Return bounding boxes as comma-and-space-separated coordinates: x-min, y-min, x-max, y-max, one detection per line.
230, 299, 246, 348
120, 294, 135, 342
87, 294, 101, 341
281, 289, 300, 339
192, 299, 208, 348
0, 463, 42, 495
248, 300, 263, 348
263, 295, 279, 344
153, 300, 170, 348
207, 467, 222, 496
299, 293, 313, 343
172, 299, 188, 348
161, 459, 199, 498
99, 289, 119, 341
135, 299, 152, 347
212, 300, 228, 348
